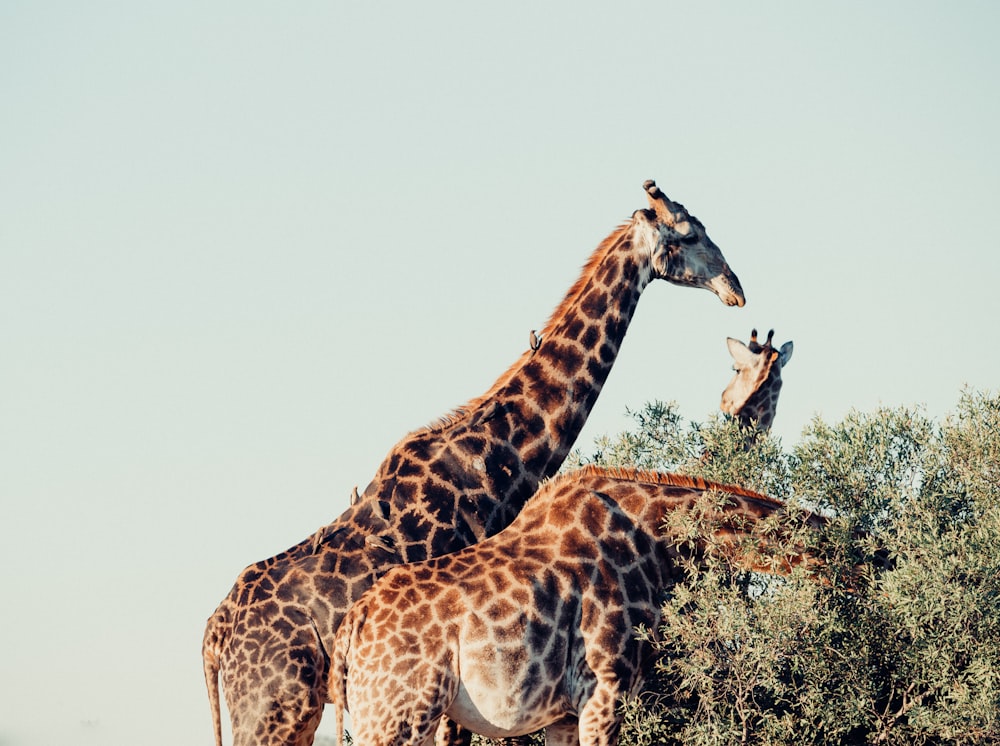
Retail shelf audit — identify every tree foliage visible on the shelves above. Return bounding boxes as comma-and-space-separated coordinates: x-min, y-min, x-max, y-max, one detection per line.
577, 390, 1000, 746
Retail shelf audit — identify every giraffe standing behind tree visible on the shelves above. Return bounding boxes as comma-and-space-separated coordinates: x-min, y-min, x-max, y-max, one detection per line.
203, 180, 746, 746
720, 327, 793, 435
329, 465, 832, 746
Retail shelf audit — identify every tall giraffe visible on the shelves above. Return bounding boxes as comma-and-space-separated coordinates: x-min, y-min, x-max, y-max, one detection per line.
203, 180, 745, 746
720, 327, 793, 434
329, 465, 831, 746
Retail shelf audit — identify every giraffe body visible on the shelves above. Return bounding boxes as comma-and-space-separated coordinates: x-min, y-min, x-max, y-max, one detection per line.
204, 181, 745, 746
720, 328, 793, 433
330, 466, 826, 746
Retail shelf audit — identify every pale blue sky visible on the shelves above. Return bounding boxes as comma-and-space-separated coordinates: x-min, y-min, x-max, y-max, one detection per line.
2, 3, 998, 745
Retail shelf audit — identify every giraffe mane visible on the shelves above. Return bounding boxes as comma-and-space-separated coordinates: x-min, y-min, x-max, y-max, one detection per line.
531, 221, 634, 345
408, 221, 636, 436
568, 464, 787, 507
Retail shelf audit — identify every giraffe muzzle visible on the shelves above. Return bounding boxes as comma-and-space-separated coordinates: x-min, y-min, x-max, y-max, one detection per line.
709, 271, 746, 307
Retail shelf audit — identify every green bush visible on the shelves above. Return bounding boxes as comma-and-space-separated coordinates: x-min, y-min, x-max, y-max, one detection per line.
591, 390, 1000, 745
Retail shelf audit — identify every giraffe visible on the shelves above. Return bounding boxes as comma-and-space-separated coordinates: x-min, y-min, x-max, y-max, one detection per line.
329, 465, 832, 746
203, 180, 746, 746
720, 328, 793, 434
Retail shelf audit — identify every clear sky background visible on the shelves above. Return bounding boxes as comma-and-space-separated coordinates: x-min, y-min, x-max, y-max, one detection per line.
2, 3, 998, 745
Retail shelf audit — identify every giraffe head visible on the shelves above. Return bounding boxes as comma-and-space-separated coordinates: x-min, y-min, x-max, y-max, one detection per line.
720, 328, 793, 431
638, 180, 745, 306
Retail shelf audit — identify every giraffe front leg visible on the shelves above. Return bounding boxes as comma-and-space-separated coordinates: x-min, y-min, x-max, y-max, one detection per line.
574, 683, 623, 746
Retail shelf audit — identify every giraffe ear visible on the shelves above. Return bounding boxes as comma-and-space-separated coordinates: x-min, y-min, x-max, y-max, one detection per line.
777, 341, 793, 367
726, 337, 757, 369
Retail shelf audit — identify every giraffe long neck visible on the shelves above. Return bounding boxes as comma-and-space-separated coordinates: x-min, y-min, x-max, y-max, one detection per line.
732, 377, 782, 453
533, 467, 826, 581
489, 225, 652, 476
681, 491, 820, 570
363, 222, 657, 546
